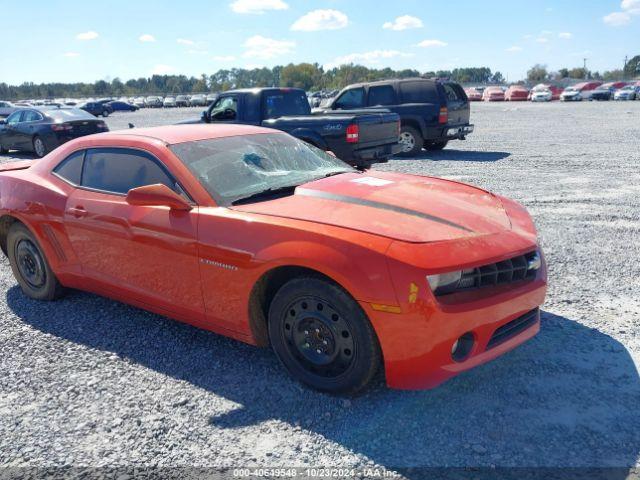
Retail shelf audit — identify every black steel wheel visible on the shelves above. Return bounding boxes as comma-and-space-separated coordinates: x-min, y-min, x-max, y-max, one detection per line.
7, 223, 63, 300
268, 276, 381, 394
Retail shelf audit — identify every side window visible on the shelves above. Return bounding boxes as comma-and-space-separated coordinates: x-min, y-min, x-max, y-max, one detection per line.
210, 96, 238, 121
334, 88, 365, 109
23, 111, 43, 122
82, 148, 176, 195
399, 81, 439, 104
367, 85, 397, 106
6, 111, 23, 125
53, 151, 85, 185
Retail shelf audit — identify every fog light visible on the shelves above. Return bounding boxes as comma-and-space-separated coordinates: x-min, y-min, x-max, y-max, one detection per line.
451, 332, 475, 362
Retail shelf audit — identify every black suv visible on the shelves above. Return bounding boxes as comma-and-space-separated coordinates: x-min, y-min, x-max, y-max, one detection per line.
318, 78, 473, 156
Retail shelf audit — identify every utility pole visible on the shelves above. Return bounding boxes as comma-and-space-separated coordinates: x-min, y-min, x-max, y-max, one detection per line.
583, 58, 588, 79
623, 55, 628, 79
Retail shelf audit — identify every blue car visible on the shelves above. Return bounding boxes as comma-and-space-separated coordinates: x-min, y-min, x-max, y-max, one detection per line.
106, 101, 138, 112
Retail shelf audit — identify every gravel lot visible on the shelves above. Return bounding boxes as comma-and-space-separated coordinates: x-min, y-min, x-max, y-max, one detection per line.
1, 102, 639, 476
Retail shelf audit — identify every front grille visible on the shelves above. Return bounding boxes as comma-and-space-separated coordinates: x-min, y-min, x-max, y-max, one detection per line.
435, 250, 540, 296
487, 308, 539, 350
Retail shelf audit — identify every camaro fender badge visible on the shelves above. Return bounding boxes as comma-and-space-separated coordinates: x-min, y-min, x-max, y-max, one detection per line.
199, 258, 238, 271
408, 282, 419, 304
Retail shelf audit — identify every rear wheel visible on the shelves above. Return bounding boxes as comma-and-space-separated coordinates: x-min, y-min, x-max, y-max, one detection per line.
102, 110, 109, 117
7, 223, 63, 301
268, 277, 381, 395
397, 125, 423, 157
32, 136, 47, 158
425, 140, 448, 151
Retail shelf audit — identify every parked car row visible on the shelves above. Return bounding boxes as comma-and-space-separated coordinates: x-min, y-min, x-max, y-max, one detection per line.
0, 93, 220, 116
464, 81, 640, 102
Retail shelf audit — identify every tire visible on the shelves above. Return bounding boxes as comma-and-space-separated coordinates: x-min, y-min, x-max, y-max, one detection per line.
397, 125, 423, 157
268, 276, 381, 395
32, 136, 47, 158
7, 222, 63, 301
0, 143, 8, 154
425, 140, 448, 151
102, 110, 109, 117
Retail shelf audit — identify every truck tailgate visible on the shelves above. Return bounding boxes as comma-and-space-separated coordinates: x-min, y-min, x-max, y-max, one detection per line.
356, 112, 399, 147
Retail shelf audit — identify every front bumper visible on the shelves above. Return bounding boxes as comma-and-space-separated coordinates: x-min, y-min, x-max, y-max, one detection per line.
445, 124, 474, 140
561, 95, 581, 102
362, 265, 547, 390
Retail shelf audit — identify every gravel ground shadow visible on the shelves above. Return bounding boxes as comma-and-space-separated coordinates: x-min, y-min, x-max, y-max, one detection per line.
393, 150, 511, 162
7, 287, 640, 473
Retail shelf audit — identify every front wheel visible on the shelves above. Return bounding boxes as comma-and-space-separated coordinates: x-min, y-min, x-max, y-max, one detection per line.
268, 277, 381, 395
7, 223, 63, 301
102, 110, 109, 117
32, 136, 47, 158
397, 125, 423, 157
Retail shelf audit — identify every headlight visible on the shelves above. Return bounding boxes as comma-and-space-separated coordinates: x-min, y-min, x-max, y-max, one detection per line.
427, 270, 462, 295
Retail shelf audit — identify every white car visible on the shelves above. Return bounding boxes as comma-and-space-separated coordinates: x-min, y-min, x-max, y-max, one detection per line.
613, 85, 638, 101
560, 87, 582, 102
163, 96, 177, 108
530, 88, 552, 102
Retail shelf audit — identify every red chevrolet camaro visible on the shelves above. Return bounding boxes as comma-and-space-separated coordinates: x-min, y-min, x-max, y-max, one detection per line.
0, 125, 547, 393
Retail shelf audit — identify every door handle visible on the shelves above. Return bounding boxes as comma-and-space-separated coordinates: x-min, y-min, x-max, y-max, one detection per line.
66, 207, 87, 218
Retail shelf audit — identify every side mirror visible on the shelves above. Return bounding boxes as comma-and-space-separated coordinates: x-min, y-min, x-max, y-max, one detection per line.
126, 184, 192, 211
0, 119, 5, 125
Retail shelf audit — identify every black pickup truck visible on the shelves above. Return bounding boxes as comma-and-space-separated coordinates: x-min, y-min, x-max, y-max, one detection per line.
315, 78, 474, 157
182, 88, 401, 168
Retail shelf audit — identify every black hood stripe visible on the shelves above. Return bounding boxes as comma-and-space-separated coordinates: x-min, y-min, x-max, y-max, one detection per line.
296, 188, 474, 233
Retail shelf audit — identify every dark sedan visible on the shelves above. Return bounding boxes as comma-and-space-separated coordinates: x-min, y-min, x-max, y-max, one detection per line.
106, 100, 139, 112
79, 101, 113, 117
0, 107, 108, 157
590, 87, 614, 101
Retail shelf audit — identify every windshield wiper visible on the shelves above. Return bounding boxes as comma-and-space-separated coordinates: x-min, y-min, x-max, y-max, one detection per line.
231, 185, 298, 205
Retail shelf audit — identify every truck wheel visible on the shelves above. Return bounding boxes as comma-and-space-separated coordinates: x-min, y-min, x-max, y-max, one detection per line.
7, 222, 64, 301
397, 126, 423, 157
268, 276, 381, 395
425, 140, 448, 151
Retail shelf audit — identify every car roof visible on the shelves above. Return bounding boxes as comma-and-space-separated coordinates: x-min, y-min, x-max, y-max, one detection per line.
343, 77, 438, 89
101, 124, 280, 145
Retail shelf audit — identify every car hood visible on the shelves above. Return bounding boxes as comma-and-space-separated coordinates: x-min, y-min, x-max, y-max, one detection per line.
231, 172, 512, 243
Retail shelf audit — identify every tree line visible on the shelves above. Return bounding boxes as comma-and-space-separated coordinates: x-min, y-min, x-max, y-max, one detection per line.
0, 64, 504, 100
526, 55, 640, 84
2, 57, 636, 100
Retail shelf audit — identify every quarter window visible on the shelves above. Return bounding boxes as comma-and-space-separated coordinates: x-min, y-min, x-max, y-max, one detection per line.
81, 148, 177, 195
53, 151, 84, 185
399, 81, 439, 103
368, 85, 397, 106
